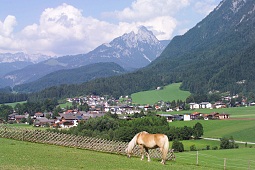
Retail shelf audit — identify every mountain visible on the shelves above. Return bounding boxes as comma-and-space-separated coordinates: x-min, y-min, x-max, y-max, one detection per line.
13, 62, 127, 92
0, 26, 168, 89
152, 0, 255, 94
0, 52, 52, 63
0, 52, 52, 77
82, 26, 167, 70
24, 0, 255, 101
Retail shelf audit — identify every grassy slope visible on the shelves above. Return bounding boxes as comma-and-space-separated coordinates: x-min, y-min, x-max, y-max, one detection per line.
170, 119, 255, 143
1, 137, 255, 170
131, 83, 191, 105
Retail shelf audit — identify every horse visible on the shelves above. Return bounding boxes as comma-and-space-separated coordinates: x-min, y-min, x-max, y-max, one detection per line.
125, 131, 169, 164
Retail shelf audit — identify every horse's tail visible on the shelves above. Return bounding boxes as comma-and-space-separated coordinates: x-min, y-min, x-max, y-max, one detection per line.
162, 135, 169, 163
125, 132, 140, 155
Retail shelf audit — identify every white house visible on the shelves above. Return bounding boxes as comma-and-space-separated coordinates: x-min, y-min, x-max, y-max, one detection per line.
189, 103, 200, 109
184, 114, 191, 121
199, 102, 212, 109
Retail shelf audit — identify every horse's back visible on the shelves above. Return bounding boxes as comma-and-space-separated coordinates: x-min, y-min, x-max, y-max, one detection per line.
154, 134, 168, 147
138, 132, 168, 148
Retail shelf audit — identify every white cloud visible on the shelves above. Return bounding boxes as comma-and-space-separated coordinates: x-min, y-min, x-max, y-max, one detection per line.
112, 0, 190, 21
106, 0, 191, 40
0, 15, 21, 52
0, 1, 220, 56
0, 15, 17, 36
17, 3, 122, 56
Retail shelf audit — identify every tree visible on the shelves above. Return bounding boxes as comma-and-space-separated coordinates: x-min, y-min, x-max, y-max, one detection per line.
220, 136, 239, 149
27, 116, 33, 125
193, 122, 203, 139
0, 104, 13, 121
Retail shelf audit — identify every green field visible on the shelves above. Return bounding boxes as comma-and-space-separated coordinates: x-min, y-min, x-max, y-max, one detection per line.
131, 83, 191, 105
58, 102, 72, 108
171, 119, 255, 143
4, 101, 27, 107
0, 137, 254, 170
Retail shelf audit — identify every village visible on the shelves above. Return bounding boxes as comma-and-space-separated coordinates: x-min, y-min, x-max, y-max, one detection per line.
5, 94, 246, 128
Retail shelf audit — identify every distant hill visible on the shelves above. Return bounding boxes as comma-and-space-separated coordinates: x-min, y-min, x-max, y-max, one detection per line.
13, 62, 127, 93
23, 0, 255, 101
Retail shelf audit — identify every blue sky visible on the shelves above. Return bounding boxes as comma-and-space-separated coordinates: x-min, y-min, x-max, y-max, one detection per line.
0, 0, 222, 56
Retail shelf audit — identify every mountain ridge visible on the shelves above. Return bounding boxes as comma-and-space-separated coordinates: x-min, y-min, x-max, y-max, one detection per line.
13, 62, 127, 93
0, 26, 168, 89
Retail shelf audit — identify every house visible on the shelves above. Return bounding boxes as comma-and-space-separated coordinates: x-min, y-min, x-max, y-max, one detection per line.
56, 120, 78, 128
15, 115, 27, 123
34, 117, 55, 127
34, 112, 44, 118
189, 103, 199, 109
173, 114, 183, 121
144, 105, 153, 111
8, 113, 18, 121
199, 102, 212, 109
190, 112, 202, 120
219, 113, 230, 119
214, 101, 227, 109
208, 112, 220, 119
183, 114, 191, 121
156, 114, 174, 122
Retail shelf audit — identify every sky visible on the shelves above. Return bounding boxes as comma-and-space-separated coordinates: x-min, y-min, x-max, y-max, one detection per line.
0, 0, 222, 56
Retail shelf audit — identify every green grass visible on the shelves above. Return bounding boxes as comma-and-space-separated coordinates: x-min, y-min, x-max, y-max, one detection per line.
181, 139, 222, 151
58, 102, 72, 108
4, 101, 27, 107
1, 138, 255, 170
131, 83, 191, 105
170, 119, 255, 143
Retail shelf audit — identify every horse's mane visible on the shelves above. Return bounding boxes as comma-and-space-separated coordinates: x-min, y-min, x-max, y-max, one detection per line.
126, 131, 147, 154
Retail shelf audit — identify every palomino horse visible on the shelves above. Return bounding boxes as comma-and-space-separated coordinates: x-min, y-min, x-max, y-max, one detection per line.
125, 131, 169, 164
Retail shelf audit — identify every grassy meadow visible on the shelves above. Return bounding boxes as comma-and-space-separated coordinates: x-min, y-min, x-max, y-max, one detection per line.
1, 137, 255, 170
4, 101, 27, 107
131, 83, 190, 105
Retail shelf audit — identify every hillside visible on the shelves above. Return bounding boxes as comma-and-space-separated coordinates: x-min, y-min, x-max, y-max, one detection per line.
13, 62, 127, 93
131, 83, 190, 105
151, 0, 255, 94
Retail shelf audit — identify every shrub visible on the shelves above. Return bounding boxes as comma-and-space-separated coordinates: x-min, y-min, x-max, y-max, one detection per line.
190, 144, 197, 151
220, 136, 239, 149
172, 140, 184, 152
212, 146, 218, 150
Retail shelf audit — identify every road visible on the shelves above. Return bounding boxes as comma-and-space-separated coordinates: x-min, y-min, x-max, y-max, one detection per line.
202, 137, 255, 145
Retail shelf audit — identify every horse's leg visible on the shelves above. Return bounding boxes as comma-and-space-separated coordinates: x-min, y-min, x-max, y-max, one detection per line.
139, 145, 144, 160
160, 147, 168, 164
159, 147, 164, 164
145, 148, 150, 162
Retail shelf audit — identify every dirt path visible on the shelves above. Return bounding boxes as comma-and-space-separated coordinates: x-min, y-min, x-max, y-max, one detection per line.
202, 137, 255, 145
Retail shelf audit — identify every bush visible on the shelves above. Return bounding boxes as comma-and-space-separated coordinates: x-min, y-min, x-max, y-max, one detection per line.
220, 136, 239, 149
172, 140, 184, 152
190, 144, 197, 151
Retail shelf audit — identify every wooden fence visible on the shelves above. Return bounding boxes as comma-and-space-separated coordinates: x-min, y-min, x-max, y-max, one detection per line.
0, 125, 175, 161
